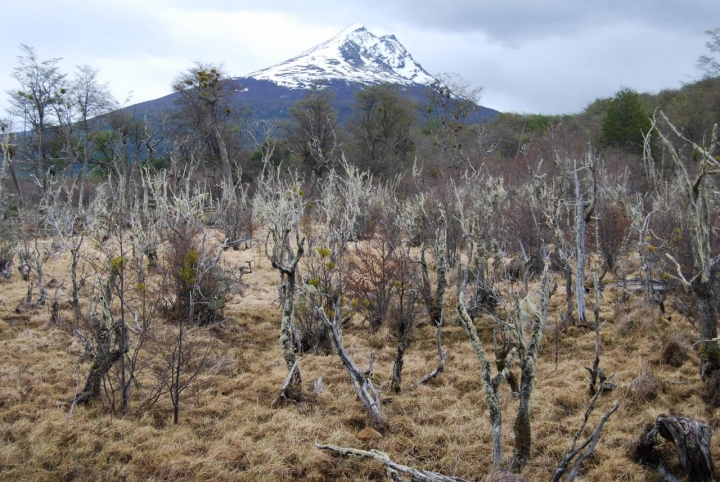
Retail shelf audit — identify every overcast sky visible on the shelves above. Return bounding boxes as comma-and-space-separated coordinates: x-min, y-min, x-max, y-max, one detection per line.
1, 0, 718, 115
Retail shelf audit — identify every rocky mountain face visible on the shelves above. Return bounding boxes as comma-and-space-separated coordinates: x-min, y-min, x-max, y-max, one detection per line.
247, 23, 435, 89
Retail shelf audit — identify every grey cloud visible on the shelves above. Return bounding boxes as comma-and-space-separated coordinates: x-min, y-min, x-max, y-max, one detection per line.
182, 0, 720, 42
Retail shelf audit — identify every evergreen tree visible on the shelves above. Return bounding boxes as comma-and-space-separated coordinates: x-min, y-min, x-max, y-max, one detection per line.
600, 87, 651, 154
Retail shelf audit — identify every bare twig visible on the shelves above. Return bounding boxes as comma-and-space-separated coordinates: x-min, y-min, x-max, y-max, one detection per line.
65, 365, 81, 419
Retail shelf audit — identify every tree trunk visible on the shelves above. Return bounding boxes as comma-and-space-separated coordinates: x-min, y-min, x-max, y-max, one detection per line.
457, 292, 504, 465
34, 240, 47, 306
694, 279, 720, 377
78, 133, 90, 213
7, 157, 23, 210
75, 277, 127, 405
511, 258, 549, 473
316, 443, 472, 482
510, 316, 545, 473
417, 304, 447, 386
213, 124, 233, 191
0, 139, 6, 225
74, 341, 126, 405
391, 304, 413, 392
559, 251, 574, 325
70, 246, 82, 327
270, 229, 304, 403
279, 272, 302, 401
574, 159, 587, 325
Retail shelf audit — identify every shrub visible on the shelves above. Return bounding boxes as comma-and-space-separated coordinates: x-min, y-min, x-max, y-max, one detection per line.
344, 235, 401, 331
630, 363, 660, 403
163, 224, 230, 326
660, 333, 689, 367
294, 293, 333, 354
0, 231, 15, 281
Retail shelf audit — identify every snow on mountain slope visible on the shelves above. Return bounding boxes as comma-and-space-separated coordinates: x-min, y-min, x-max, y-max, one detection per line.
247, 24, 435, 89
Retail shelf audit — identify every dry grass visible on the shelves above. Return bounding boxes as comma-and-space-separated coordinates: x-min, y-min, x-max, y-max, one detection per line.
0, 239, 718, 481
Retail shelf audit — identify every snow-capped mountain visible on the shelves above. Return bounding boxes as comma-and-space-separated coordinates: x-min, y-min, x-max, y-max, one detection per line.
247, 23, 436, 89
126, 25, 499, 124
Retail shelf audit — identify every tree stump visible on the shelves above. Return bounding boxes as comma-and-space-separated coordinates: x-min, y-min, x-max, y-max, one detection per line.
631, 415, 714, 481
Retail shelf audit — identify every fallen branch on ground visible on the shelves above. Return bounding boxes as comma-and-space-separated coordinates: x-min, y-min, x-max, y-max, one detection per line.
315, 443, 470, 482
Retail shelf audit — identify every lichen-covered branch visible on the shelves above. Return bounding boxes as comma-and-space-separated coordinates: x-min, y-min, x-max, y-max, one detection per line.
416, 301, 447, 386
315, 443, 471, 482
314, 293, 386, 429
457, 289, 508, 466
510, 250, 550, 473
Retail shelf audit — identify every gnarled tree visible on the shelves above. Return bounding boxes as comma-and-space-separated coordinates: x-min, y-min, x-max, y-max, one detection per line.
253, 167, 306, 402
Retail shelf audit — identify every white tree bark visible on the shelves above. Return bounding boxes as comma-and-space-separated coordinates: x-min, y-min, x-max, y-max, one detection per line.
574, 158, 588, 324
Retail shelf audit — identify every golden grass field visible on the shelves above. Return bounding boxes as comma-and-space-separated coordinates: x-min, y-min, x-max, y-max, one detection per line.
0, 236, 717, 481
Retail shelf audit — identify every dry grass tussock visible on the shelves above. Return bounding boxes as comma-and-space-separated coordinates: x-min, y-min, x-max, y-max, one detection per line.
0, 238, 719, 481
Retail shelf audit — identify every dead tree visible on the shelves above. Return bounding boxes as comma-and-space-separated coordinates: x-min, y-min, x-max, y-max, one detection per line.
253, 167, 306, 402
0, 121, 13, 225
625, 190, 674, 316
584, 271, 616, 396
632, 416, 714, 481
453, 170, 529, 468
271, 225, 305, 402
572, 153, 597, 325
419, 204, 449, 327
648, 111, 720, 379
14, 209, 52, 307
454, 194, 509, 466
310, 283, 386, 429
45, 179, 86, 328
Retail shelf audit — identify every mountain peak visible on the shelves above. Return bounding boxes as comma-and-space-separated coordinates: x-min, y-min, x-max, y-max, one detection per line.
334, 23, 366, 38
246, 25, 435, 89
